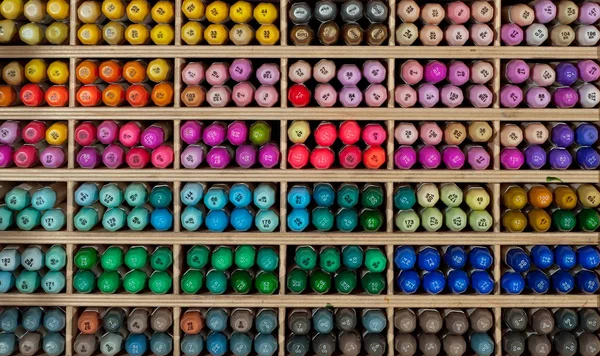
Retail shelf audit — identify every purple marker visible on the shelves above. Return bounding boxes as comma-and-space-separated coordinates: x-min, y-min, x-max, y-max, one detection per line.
337, 64, 362, 86
418, 83, 440, 108
206, 146, 233, 169
0, 121, 21, 144
554, 62, 579, 86
466, 146, 490, 170
548, 147, 572, 169
525, 87, 551, 108
577, 60, 600, 82
468, 85, 493, 108
528, 63, 555, 87
531, 0, 556, 23
259, 143, 280, 168
141, 125, 167, 150
77, 146, 102, 169
501, 23, 524, 45
574, 146, 600, 169
524, 145, 547, 169
181, 144, 207, 169
97, 120, 120, 145
229, 59, 253, 82
256, 63, 281, 86
180, 121, 203, 145
418, 145, 441, 169
500, 147, 524, 169
578, 83, 600, 108
236, 145, 257, 168
500, 85, 524, 108
362, 60, 386, 84
394, 146, 417, 169
40, 146, 65, 168
339, 86, 363, 107
504, 60, 530, 84
448, 61, 470, 86
424, 61, 447, 84
203, 122, 227, 146
550, 123, 575, 147
440, 85, 464, 108
578, 2, 600, 25
0, 145, 14, 167
551, 87, 579, 108
102, 144, 125, 169
442, 145, 465, 169
227, 121, 248, 146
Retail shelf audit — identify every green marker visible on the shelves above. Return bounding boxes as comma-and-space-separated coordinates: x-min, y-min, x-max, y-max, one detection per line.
41, 270, 65, 293
319, 247, 340, 274
73, 269, 97, 293
336, 208, 358, 232
361, 184, 384, 209
45, 245, 66, 271
127, 205, 151, 231
97, 270, 121, 293
364, 248, 386, 273
578, 208, 600, 231
211, 246, 233, 271
295, 246, 317, 270
440, 183, 463, 208
181, 269, 204, 294
312, 207, 334, 231
342, 246, 363, 270
180, 205, 205, 231
6, 183, 41, 211
204, 185, 229, 210
444, 207, 467, 232
149, 185, 173, 208
16, 270, 41, 293
16, 207, 42, 230
249, 121, 271, 145
74, 203, 105, 231
394, 185, 416, 210
234, 246, 256, 269
149, 271, 172, 294
99, 183, 126, 208
420, 207, 443, 232
416, 183, 439, 208
394, 210, 420, 232
21, 245, 44, 271
102, 206, 129, 232
187, 245, 210, 269
257, 247, 279, 272
361, 271, 385, 295
101, 246, 124, 271
337, 184, 359, 209
124, 246, 147, 270
255, 209, 279, 232
124, 182, 150, 207
253, 183, 276, 210
0, 205, 14, 230
286, 268, 307, 294
359, 209, 383, 232
310, 269, 331, 294
74, 182, 100, 206
552, 209, 576, 232
41, 204, 67, 231
31, 183, 66, 211
231, 269, 253, 294
123, 269, 148, 293
180, 182, 206, 206
468, 210, 493, 232
206, 269, 228, 294
334, 269, 357, 294
74, 246, 101, 270
151, 247, 173, 272
255, 271, 278, 294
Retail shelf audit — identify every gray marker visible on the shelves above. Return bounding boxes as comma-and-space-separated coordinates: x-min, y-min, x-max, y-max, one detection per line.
19, 330, 42, 356
530, 308, 554, 335
580, 309, 600, 332
230, 309, 253, 333
127, 308, 150, 334
312, 333, 335, 356
553, 331, 577, 356
364, 332, 386, 356
315, 0, 337, 22
286, 334, 310, 356
418, 333, 441, 356
289, 2, 312, 25
504, 308, 527, 331
365, 0, 388, 23
442, 334, 466, 356
335, 308, 357, 332
395, 333, 417, 356
288, 310, 311, 335
469, 309, 493, 333
74, 333, 100, 356
338, 331, 361, 356
341, 0, 363, 22
503, 330, 525, 356
395, 308, 416, 333
151, 307, 173, 332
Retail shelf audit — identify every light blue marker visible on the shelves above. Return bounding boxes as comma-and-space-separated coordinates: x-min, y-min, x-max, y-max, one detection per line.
287, 185, 310, 209
180, 182, 206, 206
205, 210, 229, 232
181, 205, 204, 231
151, 208, 173, 231
204, 186, 229, 211
287, 208, 309, 232
41, 206, 66, 231
313, 309, 334, 334
74, 183, 100, 206
254, 184, 276, 210
0, 272, 15, 292
230, 183, 253, 208
470, 332, 494, 356
0, 246, 21, 271
44, 308, 66, 332
362, 309, 387, 333
255, 210, 279, 233
231, 207, 254, 231
21, 246, 44, 271
313, 183, 335, 207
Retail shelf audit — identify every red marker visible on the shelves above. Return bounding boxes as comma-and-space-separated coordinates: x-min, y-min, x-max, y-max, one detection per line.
22, 121, 47, 144
339, 145, 362, 169
75, 121, 98, 146
287, 143, 310, 169
288, 84, 311, 107
314, 122, 337, 147
119, 121, 146, 147
20, 84, 47, 107
126, 147, 151, 168
45, 85, 69, 107
151, 144, 174, 168
310, 146, 335, 169
14, 143, 44, 168
362, 123, 387, 146
339, 121, 361, 145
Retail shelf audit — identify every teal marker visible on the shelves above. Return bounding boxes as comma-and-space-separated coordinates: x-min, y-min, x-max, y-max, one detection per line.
44, 308, 66, 332
206, 308, 228, 331
287, 208, 309, 232
16, 270, 41, 293
204, 185, 229, 211
31, 184, 65, 211
21, 246, 44, 271
102, 206, 128, 232
43, 332, 65, 356
16, 207, 42, 230
124, 182, 150, 207
74, 182, 100, 206
99, 183, 126, 208
230, 332, 252, 356
254, 183, 276, 210
41, 270, 65, 293
0, 332, 15, 355
41, 205, 67, 231
127, 205, 151, 231
313, 183, 335, 207
181, 205, 205, 231
180, 182, 206, 206
0, 307, 19, 332
72, 269, 97, 293
342, 246, 363, 270
0, 246, 21, 271
206, 269, 228, 294
312, 207, 334, 231
181, 334, 204, 356
45, 245, 66, 271
151, 208, 173, 231
6, 183, 40, 211
229, 183, 253, 208
257, 247, 278, 272
394, 185, 416, 210
336, 208, 358, 232
149, 185, 173, 208
230, 207, 255, 231
337, 184, 359, 208
287, 185, 311, 209
0, 271, 15, 292
74, 203, 105, 231
255, 209, 279, 232
205, 210, 229, 232
22, 307, 43, 331
0, 205, 14, 230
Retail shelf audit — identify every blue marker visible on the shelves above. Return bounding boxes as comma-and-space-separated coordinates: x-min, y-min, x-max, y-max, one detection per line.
0, 308, 19, 332
469, 247, 493, 270
576, 123, 599, 146
394, 246, 416, 270
0, 272, 14, 293
205, 210, 229, 232
150, 332, 173, 356
44, 308, 66, 332
255, 309, 277, 334
504, 247, 531, 273
181, 334, 204, 356
554, 246, 577, 270
576, 146, 600, 169
181, 205, 204, 231
151, 208, 173, 231
287, 209, 309, 232
576, 270, 599, 294
530, 245, 553, 269
230, 332, 252, 356
471, 270, 494, 294
422, 270, 445, 294
417, 247, 440, 271
526, 269, 550, 294
74, 183, 100, 206
180, 182, 206, 206
230, 207, 255, 231
204, 186, 229, 211
254, 333, 277, 356
470, 332, 494, 356
501, 272, 525, 294
397, 270, 420, 294
447, 269, 469, 294
229, 183, 253, 208
313, 308, 333, 334
362, 309, 386, 333
287, 185, 311, 209
253, 183, 276, 210
206, 308, 228, 332
22, 307, 43, 332
125, 333, 148, 356
313, 183, 335, 207
206, 331, 228, 356
551, 269, 574, 294
444, 246, 467, 270
578, 246, 600, 269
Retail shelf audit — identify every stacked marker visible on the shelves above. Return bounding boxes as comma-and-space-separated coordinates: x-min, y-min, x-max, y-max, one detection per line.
0, 59, 69, 107
73, 245, 173, 294
0, 182, 67, 231
180, 120, 280, 169
501, 245, 600, 295
0, 121, 68, 168
181, 60, 280, 107
74, 182, 174, 231
395, 245, 495, 294
0, 0, 69, 44
181, 245, 279, 295
0, 307, 66, 355
287, 245, 387, 295
0, 244, 66, 293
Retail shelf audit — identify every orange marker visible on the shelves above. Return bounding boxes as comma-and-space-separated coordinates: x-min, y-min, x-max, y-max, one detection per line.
45, 85, 69, 107
102, 83, 127, 106
99, 60, 122, 83
123, 60, 147, 84
0, 86, 18, 107
151, 82, 173, 107
20, 83, 47, 107
180, 310, 204, 335
77, 85, 103, 106
526, 184, 553, 209
76, 60, 100, 84
126, 84, 150, 107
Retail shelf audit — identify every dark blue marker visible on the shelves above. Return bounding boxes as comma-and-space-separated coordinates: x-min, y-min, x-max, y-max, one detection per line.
501, 272, 525, 294
447, 269, 468, 294
578, 246, 600, 269
551, 269, 574, 294
504, 247, 530, 273
471, 270, 494, 294
530, 245, 553, 270
422, 270, 445, 294
526, 269, 550, 294
575, 269, 599, 294
417, 247, 440, 271
469, 247, 493, 270
396, 269, 420, 294
394, 246, 416, 270
444, 246, 467, 270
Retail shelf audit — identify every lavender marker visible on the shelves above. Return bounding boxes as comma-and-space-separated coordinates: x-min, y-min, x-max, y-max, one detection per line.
180, 121, 203, 145
40, 146, 65, 168
337, 64, 362, 86
418, 145, 441, 169
339, 86, 363, 107
181, 144, 207, 169
236, 145, 257, 168
554, 62, 579, 86
102, 144, 125, 169
500, 85, 524, 108
467, 146, 491, 170
577, 60, 600, 82
0, 121, 20, 144
440, 85, 464, 108
532, 0, 556, 23
206, 146, 233, 169
552, 87, 579, 108
362, 60, 386, 84
442, 146, 465, 169
259, 143, 280, 168
500, 147, 524, 169
424, 61, 447, 84
0, 145, 14, 167
525, 87, 551, 108
418, 83, 440, 108
504, 60, 530, 84
524, 145, 547, 169
203, 122, 227, 146
394, 146, 417, 169
77, 146, 102, 168
448, 61, 470, 86
548, 147, 572, 170
501, 24, 524, 45
574, 146, 600, 169
229, 59, 253, 82
227, 121, 249, 146
256, 63, 281, 86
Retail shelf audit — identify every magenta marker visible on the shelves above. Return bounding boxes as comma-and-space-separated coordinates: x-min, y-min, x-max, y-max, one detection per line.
500, 84, 523, 108
577, 60, 600, 82
254, 85, 279, 107
440, 85, 464, 108
466, 146, 490, 170
180, 121, 203, 145
467, 85, 493, 108
203, 122, 227, 146
394, 85, 418, 108
232, 82, 255, 107
339, 86, 363, 107
448, 61, 470, 86
181, 144, 207, 169
504, 60, 530, 84
0, 121, 21, 144
470, 61, 494, 85
528, 63, 555, 87
206, 62, 230, 86
227, 121, 248, 146
578, 2, 600, 24
500, 147, 524, 169
525, 87, 551, 108
442, 145, 465, 169
206, 146, 233, 169
256, 63, 280, 86
40, 146, 65, 168
235, 144, 257, 168
102, 144, 125, 168
77, 146, 102, 168
501, 23, 524, 45
97, 120, 120, 145
418, 83, 440, 108
548, 147, 572, 169
526, 23, 548, 46
578, 83, 600, 108
362, 60, 386, 84
394, 146, 417, 169
364, 84, 387, 107
0, 145, 14, 167
524, 145, 547, 169
401, 60, 424, 85
314, 83, 338, 107
531, 0, 556, 23
551, 87, 579, 108
141, 124, 168, 150
424, 60, 447, 84
337, 64, 362, 86
259, 143, 280, 168
418, 145, 441, 169
229, 59, 253, 82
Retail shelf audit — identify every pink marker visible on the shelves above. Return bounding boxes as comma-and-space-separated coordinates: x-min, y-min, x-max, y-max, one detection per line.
470, 61, 494, 84
97, 121, 121, 145
578, 60, 600, 82
440, 85, 464, 108
289, 60, 312, 84
180, 120, 203, 145
339, 86, 363, 107
424, 60, 447, 84
151, 144, 173, 168
448, 61, 470, 86
447, 1, 471, 24
256, 63, 280, 86
227, 121, 248, 146
125, 147, 151, 169
314, 83, 338, 107
287, 144, 310, 169
418, 145, 441, 169
181, 144, 207, 169
500, 147, 524, 169
339, 145, 362, 169
254, 85, 278, 107
528, 63, 555, 87
232, 82, 255, 107
77, 146, 102, 168
119, 121, 145, 147
40, 146, 65, 168
445, 24, 469, 46
236, 145, 257, 168
470, 23, 494, 46
206, 146, 233, 169
467, 85, 493, 108
0, 145, 14, 167
442, 145, 465, 169
364, 84, 387, 107
401, 60, 424, 85
206, 86, 232, 108
102, 144, 125, 168
420, 122, 443, 145
504, 60, 530, 84
394, 146, 417, 169
203, 122, 227, 146
418, 83, 439, 108
206, 62, 230, 86
14, 144, 42, 168
182, 62, 206, 85
229, 59, 253, 82
313, 60, 336, 84
141, 123, 170, 150
339, 121, 361, 145
525, 87, 551, 108
394, 85, 418, 108
394, 123, 418, 145
531, 0, 556, 23
362, 123, 386, 146
500, 84, 524, 108
467, 146, 491, 170
578, 2, 600, 24
501, 23, 524, 45
525, 23, 548, 46
362, 60, 387, 84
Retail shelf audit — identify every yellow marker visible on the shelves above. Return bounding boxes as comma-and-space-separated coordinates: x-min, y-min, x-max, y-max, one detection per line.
253, 2, 278, 24
151, 1, 173, 23
46, 0, 69, 20
102, 0, 126, 21
502, 210, 527, 233
204, 23, 228, 45
503, 185, 528, 210
124, 23, 150, 45
78, 23, 102, 44
45, 122, 68, 145
77, 0, 102, 23
47, 60, 69, 85
0, 0, 24, 20
2, 61, 25, 85
205, 0, 229, 23
146, 58, 171, 83
577, 184, 600, 208
23, 0, 48, 23
150, 23, 173, 45
24, 59, 48, 83
126, 0, 150, 23
181, 21, 203, 45
229, 0, 253, 23
255, 24, 279, 45
229, 23, 254, 45
19, 22, 45, 45
527, 208, 551, 232
182, 0, 204, 19
552, 185, 577, 210
0, 20, 19, 43
46, 21, 68, 44
102, 21, 125, 45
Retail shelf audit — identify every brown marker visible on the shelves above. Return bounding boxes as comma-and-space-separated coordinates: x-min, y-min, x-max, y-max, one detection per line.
363, 331, 386, 356
397, 0, 420, 22
365, 23, 388, 46
419, 309, 442, 334
468, 308, 493, 333
418, 333, 441, 356
338, 331, 362, 356
550, 24, 575, 46
335, 308, 357, 332
151, 307, 173, 332
290, 25, 314, 46
180, 309, 204, 335
444, 309, 469, 335
180, 85, 206, 107
342, 22, 364, 45
552, 330, 577, 356
442, 334, 466, 356
529, 308, 554, 335
78, 308, 104, 334
395, 308, 417, 333
395, 333, 417, 356
578, 332, 600, 356
527, 333, 551, 356
318, 21, 339, 45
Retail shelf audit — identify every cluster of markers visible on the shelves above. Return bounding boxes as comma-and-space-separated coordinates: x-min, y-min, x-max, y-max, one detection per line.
0, 59, 69, 107
287, 59, 388, 108
74, 182, 174, 231
288, 245, 386, 295
500, 60, 600, 108
180, 60, 280, 107
76, 59, 174, 107
181, 245, 279, 295
0, 244, 65, 293
0, 307, 66, 356
395, 0, 495, 46
501, 1, 600, 46
395, 60, 494, 108
288, 0, 390, 46
393, 308, 495, 356
75, 121, 173, 169
0, 121, 67, 168
502, 308, 600, 356
287, 120, 386, 169
500, 122, 599, 170
76, 0, 174, 45
0, 0, 69, 45
394, 121, 492, 170
286, 308, 388, 356
73, 245, 173, 294
181, 0, 279, 45
394, 183, 493, 232
501, 245, 600, 295
180, 182, 279, 232
501, 184, 600, 232
180, 120, 280, 169
394, 245, 494, 295
286, 183, 385, 232
0, 182, 67, 231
